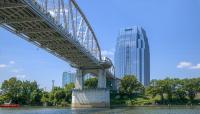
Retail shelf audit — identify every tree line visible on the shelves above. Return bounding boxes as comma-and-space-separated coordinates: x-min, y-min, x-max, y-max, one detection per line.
1, 76, 200, 106
111, 75, 200, 105
0, 77, 99, 106
146, 77, 200, 104
0, 77, 74, 106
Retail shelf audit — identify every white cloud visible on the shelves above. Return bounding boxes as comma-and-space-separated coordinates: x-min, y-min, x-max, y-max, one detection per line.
191, 64, 200, 70
177, 61, 192, 68
177, 61, 200, 70
0, 64, 7, 68
0, 60, 15, 69
9, 61, 15, 64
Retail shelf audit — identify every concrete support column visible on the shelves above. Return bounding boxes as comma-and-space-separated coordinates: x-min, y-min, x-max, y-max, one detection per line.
75, 69, 83, 90
111, 80, 117, 90
98, 69, 106, 88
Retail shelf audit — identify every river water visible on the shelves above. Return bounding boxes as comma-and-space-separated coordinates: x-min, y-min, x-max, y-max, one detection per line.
0, 106, 200, 114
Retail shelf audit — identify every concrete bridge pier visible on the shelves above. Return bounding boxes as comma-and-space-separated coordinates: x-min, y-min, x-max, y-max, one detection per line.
72, 69, 110, 108
74, 70, 83, 90
97, 69, 106, 88
111, 79, 117, 90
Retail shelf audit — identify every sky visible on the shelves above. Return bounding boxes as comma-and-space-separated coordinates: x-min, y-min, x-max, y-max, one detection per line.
1, 0, 200, 90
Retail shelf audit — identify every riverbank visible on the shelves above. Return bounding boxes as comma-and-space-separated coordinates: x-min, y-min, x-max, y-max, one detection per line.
9, 103, 200, 109
110, 104, 200, 108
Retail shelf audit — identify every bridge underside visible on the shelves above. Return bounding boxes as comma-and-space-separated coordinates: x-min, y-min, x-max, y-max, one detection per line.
0, 0, 100, 69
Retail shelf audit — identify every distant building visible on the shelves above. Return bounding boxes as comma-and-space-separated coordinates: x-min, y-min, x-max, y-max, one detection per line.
84, 73, 94, 80
52, 80, 55, 90
62, 72, 75, 87
62, 71, 98, 87
114, 26, 150, 86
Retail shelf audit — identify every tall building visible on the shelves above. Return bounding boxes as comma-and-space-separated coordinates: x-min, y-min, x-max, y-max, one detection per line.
62, 72, 76, 87
114, 26, 150, 86
62, 72, 95, 87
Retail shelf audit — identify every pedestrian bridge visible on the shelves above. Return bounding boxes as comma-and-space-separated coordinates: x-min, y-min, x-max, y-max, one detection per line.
0, 0, 118, 108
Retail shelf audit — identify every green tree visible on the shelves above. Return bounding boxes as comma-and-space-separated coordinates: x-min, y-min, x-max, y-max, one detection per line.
1, 77, 22, 104
184, 78, 199, 103
147, 79, 165, 103
41, 91, 50, 106
119, 75, 143, 97
163, 78, 175, 103
173, 79, 186, 101
64, 83, 75, 92
1, 77, 43, 105
64, 83, 75, 103
19, 80, 40, 104
84, 78, 98, 89
50, 87, 66, 106
30, 89, 43, 105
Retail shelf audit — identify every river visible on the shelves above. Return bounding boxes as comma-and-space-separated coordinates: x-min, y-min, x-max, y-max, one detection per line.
0, 106, 200, 114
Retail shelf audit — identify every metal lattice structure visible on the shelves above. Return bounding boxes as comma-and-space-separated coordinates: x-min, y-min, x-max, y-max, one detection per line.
0, 0, 115, 79
35, 0, 102, 61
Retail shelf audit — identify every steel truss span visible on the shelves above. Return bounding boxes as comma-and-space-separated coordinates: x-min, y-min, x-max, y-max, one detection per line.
0, 0, 115, 78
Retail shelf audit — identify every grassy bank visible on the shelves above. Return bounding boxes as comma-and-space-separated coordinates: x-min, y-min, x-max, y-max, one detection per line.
110, 92, 200, 106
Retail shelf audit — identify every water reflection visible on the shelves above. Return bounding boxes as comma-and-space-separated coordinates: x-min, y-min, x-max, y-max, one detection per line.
0, 106, 200, 114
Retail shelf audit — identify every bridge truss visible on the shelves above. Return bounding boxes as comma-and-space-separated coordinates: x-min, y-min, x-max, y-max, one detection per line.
0, 0, 115, 78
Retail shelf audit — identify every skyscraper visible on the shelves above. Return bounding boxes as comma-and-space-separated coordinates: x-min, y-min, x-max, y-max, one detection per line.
62, 72, 76, 87
62, 72, 95, 87
114, 26, 150, 86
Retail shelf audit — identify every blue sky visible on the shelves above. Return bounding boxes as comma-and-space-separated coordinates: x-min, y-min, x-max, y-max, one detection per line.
1, 0, 200, 90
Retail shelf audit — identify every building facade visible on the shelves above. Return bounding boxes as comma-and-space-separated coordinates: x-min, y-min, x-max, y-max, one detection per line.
62, 72, 76, 87
114, 26, 150, 86
62, 72, 95, 87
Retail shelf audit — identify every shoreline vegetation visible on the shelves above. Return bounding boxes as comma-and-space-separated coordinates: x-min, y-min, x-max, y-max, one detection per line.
0, 76, 200, 107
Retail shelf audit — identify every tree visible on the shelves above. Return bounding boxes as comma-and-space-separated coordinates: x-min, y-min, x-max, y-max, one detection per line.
64, 83, 75, 92
173, 79, 186, 101
1, 77, 22, 104
64, 83, 75, 103
84, 78, 98, 89
30, 89, 43, 105
184, 78, 199, 103
1, 77, 43, 105
147, 79, 169, 104
19, 80, 40, 104
49, 87, 67, 106
41, 91, 50, 106
147, 77, 200, 104
119, 75, 143, 97
163, 78, 175, 103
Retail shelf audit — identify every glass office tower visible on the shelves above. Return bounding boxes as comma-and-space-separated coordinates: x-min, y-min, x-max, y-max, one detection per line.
62, 72, 75, 87
62, 72, 94, 87
114, 26, 150, 86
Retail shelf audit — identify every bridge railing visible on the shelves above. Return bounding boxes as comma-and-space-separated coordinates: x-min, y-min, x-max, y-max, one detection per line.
33, 0, 101, 61
101, 57, 115, 77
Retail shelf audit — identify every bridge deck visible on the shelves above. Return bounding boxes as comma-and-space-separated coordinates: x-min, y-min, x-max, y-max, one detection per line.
0, 0, 117, 79
0, 0, 101, 69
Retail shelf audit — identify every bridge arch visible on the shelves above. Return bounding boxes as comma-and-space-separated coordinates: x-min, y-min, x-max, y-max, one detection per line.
35, 0, 102, 61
